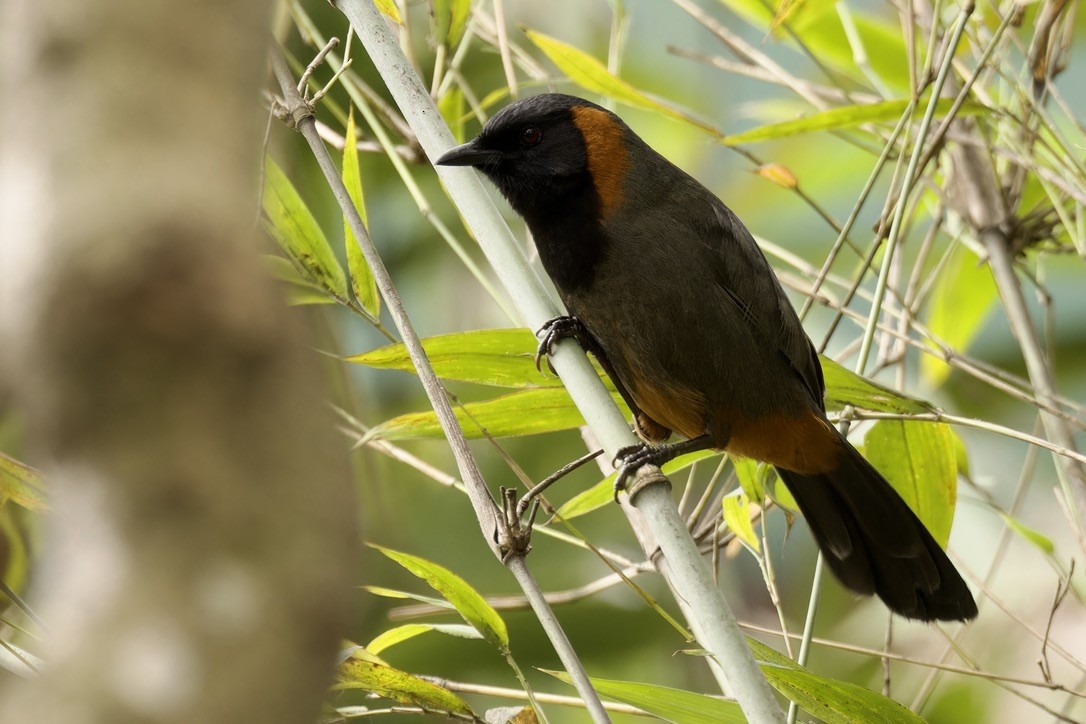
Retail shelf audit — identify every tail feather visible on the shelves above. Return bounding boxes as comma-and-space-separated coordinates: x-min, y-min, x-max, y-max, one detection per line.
778, 436, 977, 622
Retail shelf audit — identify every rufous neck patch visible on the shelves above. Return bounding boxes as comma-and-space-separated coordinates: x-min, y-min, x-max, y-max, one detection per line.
571, 106, 629, 219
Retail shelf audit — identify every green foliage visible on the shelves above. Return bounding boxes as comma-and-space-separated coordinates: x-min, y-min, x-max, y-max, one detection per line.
922, 244, 997, 385
367, 623, 482, 655
0, 452, 47, 512
342, 111, 380, 316
336, 650, 475, 717
722, 492, 761, 552
863, 420, 958, 547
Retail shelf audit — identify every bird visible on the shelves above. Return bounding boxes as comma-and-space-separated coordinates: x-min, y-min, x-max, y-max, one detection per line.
436, 93, 977, 622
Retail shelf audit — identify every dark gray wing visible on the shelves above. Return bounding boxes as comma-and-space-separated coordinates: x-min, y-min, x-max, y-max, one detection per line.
701, 200, 826, 409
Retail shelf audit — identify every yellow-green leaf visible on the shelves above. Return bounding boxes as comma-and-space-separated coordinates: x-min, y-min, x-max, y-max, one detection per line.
371, 545, 509, 650
262, 157, 347, 297
0, 452, 48, 512
863, 420, 957, 547
542, 669, 745, 724
365, 387, 630, 441
523, 29, 700, 129
723, 492, 761, 552
337, 654, 474, 716
723, 98, 984, 145
367, 623, 482, 655
362, 585, 453, 611
346, 329, 560, 389
438, 85, 466, 143
433, 0, 472, 46
1000, 513, 1055, 555
820, 356, 934, 414
374, 0, 402, 24
922, 244, 996, 385
554, 450, 718, 520
342, 111, 380, 316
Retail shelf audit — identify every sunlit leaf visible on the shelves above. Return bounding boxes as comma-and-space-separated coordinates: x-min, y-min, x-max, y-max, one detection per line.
362, 585, 453, 611
863, 420, 957, 547
371, 545, 509, 650
0, 452, 48, 512
373, 0, 403, 25
342, 111, 380, 316
722, 492, 760, 552
922, 244, 996, 385
554, 450, 718, 520
439, 85, 467, 143
433, 0, 472, 46
365, 388, 630, 441
542, 669, 745, 724
523, 29, 705, 131
367, 623, 482, 655
746, 640, 924, 724
820, 356, 934, 414
1000, 513, 1055, 555
262, 157, 347, 297
337, 653, 474, 716
724, 98, 983, 145
346, 329, 560, 389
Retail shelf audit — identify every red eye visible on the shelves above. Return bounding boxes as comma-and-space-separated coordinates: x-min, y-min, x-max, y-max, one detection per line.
521, 127, 542, 146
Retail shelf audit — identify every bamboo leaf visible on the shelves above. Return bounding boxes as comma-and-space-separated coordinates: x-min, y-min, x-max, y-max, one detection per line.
523, 29, 698, 128
439, 85, 466, 143
346, 329, 560, 389
337, 653, 475, 717
745, 640, 924, 724
374, 0, 403, 24
262, 157, 347, 297
722, 492, 760, 552
723, 98, 983, 145
433, 0, 472, 46
922, 244, 996, 385
362, 585, 453, 611
820, 356, 934, 414
365, 388, 629, 441
542, 669, 745, 724
342, 110, 380, 316
1001, 513, 1055, 555
0, 452, 48, 512
367, 623, 482, 655
863, 421, 957, 547
371, 545, 509, 651
554, 451, 718, 520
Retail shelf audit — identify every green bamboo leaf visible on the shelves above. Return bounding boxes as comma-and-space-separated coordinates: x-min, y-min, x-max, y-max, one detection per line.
365, 388, 629, 441
715, 0, 909, 89
922, 244, 996, 385
523, 29, 702, 129
542, 669, 745, 724
554, 450, 718, 520
733, 457, 766, 502
863, 420, 957, 547
371, 545, 509, 651
0, 452, 48, 512
367, 623, 482, 655
374, 0, 403, 24
362, 585, 453, 611
433, 0, 472, 46
722, 492, 760, 552
820, 356, 934, 414
724, 98, 983, 145
262, 157, 347, 297
745, 640, 924, 724
264, 255, 338, 306
439, 85, 466, 143
337, 653, 474, 717
342, 111, 380, 316
346, 328, 560, 389
1000, 513, 1055, 555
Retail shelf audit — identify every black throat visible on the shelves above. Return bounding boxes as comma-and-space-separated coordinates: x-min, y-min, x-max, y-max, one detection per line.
503, 171, 609, 294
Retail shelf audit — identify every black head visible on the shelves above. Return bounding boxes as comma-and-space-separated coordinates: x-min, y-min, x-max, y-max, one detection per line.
436, 93, 618, 218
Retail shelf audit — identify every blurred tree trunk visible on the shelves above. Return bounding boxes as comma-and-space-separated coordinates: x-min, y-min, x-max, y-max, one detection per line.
0, 1, 357, 722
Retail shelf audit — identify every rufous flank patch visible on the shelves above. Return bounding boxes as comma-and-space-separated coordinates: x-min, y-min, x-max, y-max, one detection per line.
571, 106, 629, 219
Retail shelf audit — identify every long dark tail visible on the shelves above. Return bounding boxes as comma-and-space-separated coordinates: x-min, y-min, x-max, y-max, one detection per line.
777, 436, 977, 622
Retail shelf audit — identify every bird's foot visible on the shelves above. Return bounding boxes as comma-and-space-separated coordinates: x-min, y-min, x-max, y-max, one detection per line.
534, 315, 590, 375
612, 443, 670, 500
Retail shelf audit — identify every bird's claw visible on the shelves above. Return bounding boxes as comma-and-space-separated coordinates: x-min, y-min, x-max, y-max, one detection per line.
534, 315, 587, 375
612, 443, 659, 500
